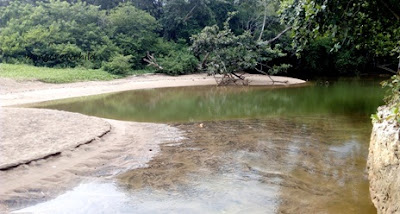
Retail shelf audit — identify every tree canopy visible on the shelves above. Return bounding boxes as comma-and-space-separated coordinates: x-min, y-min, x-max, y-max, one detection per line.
280, 0, 400, 74
0, 0, 398, 77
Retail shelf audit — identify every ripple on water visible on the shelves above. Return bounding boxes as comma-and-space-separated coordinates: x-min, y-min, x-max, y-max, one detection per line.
15, 117, 376, 213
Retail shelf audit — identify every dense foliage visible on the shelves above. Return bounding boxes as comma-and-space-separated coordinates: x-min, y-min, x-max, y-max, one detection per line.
280, 0, 400, 75
0, 1, 114, 68
0, 0, 398, 78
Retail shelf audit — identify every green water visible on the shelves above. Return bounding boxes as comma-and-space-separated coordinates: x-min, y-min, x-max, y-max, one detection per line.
26, 78, 385, 213
32, 79, 384, 123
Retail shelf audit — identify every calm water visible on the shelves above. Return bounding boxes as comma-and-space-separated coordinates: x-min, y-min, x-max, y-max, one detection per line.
24, 79, 384, 213
33, 79, 383, 123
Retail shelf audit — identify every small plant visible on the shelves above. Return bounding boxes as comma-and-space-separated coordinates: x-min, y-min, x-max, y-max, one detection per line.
375, 74, 400, 124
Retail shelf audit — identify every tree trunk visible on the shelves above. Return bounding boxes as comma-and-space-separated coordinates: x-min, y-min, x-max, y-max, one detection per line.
258, 0, 268, 41
398, 56, 400, 75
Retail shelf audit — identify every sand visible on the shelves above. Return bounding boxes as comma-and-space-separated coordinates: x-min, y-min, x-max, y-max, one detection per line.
0, 74, 305, 107
0, 108, 111, 170
0, 117, 184, 212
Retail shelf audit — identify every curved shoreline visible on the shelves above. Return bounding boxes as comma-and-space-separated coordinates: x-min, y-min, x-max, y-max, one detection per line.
0, 74, 306, 107
0, 74, 306, 212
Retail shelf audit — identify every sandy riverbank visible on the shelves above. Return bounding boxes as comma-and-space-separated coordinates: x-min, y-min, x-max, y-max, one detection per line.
0, 110, 184, 212
0, 74, 306, 212
0, 73, 305, 107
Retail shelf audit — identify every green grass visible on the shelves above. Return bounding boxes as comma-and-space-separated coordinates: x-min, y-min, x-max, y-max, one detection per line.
0, 63, 152, 83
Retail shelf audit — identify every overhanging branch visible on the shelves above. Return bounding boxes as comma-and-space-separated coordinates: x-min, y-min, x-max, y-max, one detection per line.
377, 64, 397, 74
380, 0, 400, 20
258, 26, 292, 45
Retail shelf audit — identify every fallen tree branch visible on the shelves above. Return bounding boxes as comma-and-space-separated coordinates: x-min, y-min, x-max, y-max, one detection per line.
144, 52, 163, 70
231, 72, 246, 80
255, 67, 288, 85
377, 64, 397, 74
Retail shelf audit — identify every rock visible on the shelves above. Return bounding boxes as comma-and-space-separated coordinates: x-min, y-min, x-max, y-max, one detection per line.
368, 106, 400, 213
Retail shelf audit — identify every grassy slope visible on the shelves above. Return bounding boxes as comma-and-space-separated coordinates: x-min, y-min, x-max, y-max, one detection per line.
0, 63, 150, 83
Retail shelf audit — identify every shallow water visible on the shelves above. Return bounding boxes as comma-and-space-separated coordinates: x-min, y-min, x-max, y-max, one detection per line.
24, 79, 384, 213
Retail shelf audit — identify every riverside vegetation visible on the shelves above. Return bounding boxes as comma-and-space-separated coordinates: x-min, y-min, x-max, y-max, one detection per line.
0, 0, 398, 82
0, 0, 399, 213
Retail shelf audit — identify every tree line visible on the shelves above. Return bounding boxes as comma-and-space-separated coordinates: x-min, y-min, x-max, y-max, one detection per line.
0, 0, 399, 77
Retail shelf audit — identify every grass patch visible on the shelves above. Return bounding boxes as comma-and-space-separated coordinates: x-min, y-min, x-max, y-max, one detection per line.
0, 63, 153, 83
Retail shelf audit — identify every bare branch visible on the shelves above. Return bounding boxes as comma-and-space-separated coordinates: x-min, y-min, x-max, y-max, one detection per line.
200, 52, 210, 69
377, 64, 397, 74
398, 57, 400, 74
258, 26, 292, 45
144, 52, 163, 70
183, 5, 197, 22
380, 0, 400, 20
255, 67, 288, 85
231, 72, 246, 80
267, 26, 292, 44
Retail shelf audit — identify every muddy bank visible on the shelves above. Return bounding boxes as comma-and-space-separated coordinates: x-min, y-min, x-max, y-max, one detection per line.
0, 74, 306, 107
0, 114, 183, 212
368, 107, 400, 213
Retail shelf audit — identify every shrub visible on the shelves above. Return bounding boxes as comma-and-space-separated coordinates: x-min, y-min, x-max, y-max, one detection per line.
102, 55, 133, 75
157, 50, 199, 75
382, 75, 400, 124
147, 39, 199, 75
372, 75, 400, 125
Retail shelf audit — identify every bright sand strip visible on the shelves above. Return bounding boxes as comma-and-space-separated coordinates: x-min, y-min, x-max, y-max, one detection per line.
0, 74, 306, 107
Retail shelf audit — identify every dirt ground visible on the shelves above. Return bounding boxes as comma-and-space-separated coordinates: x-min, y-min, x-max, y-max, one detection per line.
0, 74, 305, 212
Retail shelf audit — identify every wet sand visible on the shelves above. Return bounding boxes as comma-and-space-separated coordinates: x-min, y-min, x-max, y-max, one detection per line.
0, 118, 183, 212
0, 108, 111, 169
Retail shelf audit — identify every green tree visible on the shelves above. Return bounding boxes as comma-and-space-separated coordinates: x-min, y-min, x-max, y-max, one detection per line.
0, 0, 117, 68
231, 0, 285, 40
161, 0, 216, 41
107, 3, 159, 68
191, 12, 290, 85
280, 0, 400, 74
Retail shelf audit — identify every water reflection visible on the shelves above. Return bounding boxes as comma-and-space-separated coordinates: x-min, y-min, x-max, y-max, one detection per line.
22, 79, 383, 213
31, 79, 384, 123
